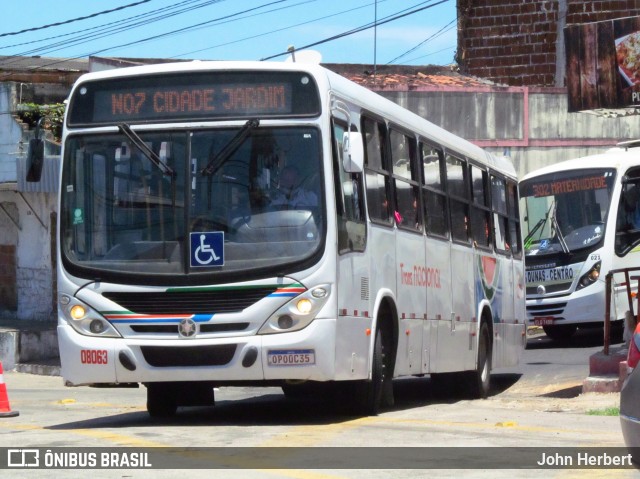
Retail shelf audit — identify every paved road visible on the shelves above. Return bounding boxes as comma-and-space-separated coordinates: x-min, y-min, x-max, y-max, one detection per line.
0, 328, 634, 478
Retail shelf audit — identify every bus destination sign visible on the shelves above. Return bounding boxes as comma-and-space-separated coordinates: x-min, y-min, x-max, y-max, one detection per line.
521, 175, 609, 198
67, 71, 320, 125
94, 83, 291, 122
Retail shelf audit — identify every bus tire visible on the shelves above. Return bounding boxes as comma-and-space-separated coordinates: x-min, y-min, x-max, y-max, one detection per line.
467, 321, 492, 399
543, 324, 577, 342
349, 326, 390, 415
146, 383, 178, 418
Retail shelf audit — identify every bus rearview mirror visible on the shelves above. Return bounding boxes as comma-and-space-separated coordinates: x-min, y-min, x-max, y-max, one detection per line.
342, 132, 364, 173
26, 138, 44, 182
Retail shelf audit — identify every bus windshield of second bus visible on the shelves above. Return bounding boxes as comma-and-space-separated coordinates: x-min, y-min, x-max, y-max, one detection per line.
520, 169, 615, 257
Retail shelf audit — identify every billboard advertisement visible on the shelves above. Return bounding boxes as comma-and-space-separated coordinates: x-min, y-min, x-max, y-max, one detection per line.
565, 16, 640, 112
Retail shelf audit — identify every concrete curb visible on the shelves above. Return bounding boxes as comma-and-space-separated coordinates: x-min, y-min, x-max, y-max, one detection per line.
582, 346, 628, 393
0, 320, 59, 373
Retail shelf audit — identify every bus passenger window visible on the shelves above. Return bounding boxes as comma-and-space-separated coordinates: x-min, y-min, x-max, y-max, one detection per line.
491, 175, 509, 252
363, 117, 392, 225
390, 128, 420, 231
446, 153, 470, 243
506, 181, 521, 255
421, 143, 448, 237
451, 200, 470, 242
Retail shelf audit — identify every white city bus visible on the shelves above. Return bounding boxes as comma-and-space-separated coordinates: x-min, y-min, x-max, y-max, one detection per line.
520, 144, 640, 341
56, 61, 525, 417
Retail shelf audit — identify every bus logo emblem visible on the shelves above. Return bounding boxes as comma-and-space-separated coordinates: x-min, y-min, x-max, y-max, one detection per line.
178, 318, 197, 338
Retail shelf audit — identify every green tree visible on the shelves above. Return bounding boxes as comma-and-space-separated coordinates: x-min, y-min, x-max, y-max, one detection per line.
17, 103, 65, 143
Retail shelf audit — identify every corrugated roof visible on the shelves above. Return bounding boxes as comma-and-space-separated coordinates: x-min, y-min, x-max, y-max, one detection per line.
0, 55, 88, 72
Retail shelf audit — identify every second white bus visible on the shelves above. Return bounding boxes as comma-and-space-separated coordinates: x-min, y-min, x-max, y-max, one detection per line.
520, 144, 640, 341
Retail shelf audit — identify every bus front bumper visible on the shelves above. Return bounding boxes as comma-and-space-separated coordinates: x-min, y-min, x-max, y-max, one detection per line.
57, 318, 351, 386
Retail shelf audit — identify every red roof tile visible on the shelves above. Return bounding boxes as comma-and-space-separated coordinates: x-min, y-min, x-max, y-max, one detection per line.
324, 63, 498, 90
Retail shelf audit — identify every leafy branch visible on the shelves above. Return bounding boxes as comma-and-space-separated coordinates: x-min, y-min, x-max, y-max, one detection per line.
16, 103, 65, 142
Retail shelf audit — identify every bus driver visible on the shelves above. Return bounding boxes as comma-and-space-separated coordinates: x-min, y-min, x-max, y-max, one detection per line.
271, 165, 318, 209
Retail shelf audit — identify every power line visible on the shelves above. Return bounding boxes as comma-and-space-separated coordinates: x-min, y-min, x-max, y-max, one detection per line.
0, 0, 205, 52
0, 0, 152, 38
0, 0, 294, 80
173, 0, 389, 59
0, 0, 225, 64
386, 18, 456, 65
260, 0, 449, 61
396, 45, 455, 66
74, 0, 291, 59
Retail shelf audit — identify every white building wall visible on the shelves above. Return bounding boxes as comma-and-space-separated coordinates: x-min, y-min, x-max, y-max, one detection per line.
0, 190, 56, 320
0, 85, 23, 183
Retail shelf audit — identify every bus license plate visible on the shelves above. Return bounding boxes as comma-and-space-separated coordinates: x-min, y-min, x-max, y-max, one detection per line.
534, 317, 555, 326
267, 349, 315, 366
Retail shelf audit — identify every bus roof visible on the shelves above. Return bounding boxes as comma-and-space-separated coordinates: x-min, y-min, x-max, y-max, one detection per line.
71, 60, 516, 179
520, 146, 640, 182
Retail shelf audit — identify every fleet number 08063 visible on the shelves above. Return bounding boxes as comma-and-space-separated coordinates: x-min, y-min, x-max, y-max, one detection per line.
80, 349, 108, 365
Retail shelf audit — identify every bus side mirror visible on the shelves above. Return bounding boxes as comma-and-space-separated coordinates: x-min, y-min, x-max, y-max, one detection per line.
26, 138, 44, 182
342, 132, 364, 173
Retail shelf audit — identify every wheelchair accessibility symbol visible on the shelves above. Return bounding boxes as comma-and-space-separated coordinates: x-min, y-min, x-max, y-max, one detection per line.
190, 231, 224, 267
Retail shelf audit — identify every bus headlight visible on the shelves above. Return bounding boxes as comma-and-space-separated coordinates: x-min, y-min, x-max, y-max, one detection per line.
577, 261, 601, 291
258, 284, 331, 335
59, 295, 121, 338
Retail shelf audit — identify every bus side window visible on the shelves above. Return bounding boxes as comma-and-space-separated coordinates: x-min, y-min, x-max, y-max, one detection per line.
506, 181, 521, 256
446, 153, 470, 244
469, 164, 491, 249
390, 128, 420, 231
421, 142, 448, 237
491, 175, 509, 253
333, 119, 366, 253
615, 179, 640, 255
362, 116, 392, 225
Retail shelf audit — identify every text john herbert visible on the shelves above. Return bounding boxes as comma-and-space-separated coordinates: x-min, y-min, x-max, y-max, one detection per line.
537, 452, 633, 467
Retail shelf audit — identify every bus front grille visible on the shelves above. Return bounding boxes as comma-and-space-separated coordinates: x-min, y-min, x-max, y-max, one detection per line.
140, 345, 237, 367
103, 287, 277, 314
130, 323, 250, 334
526, 302, 568, 317
526, 282, 572, 296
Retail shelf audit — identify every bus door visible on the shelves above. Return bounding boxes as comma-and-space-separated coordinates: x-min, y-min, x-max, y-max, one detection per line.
332, 113, 370, 380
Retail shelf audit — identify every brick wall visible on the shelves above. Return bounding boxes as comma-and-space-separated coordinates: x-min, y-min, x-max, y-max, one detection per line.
458, 0, 640, 86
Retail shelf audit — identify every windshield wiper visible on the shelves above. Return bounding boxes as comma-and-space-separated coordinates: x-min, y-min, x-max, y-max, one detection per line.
201, 119, 260, 177
551, 202, 570, 254
523, 201, 554, 250
118, 123, 177, 206
118, 124, 175, 177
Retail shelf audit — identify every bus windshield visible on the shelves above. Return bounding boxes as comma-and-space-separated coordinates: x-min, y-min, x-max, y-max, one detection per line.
60, 125, 323, 281
519, 168, 615, 256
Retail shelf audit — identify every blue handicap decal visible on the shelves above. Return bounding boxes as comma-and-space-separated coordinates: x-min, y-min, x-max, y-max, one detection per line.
190, 231, 224, 267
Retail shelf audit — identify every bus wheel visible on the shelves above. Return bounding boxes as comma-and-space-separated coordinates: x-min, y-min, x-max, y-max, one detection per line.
146, 383, 178, 418
467, 321, 492, 399
349, 326, 392, 415
543, 324, 577, 342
